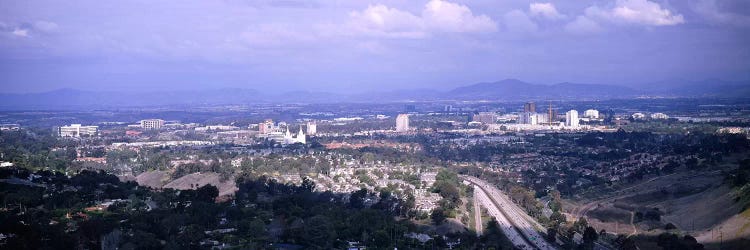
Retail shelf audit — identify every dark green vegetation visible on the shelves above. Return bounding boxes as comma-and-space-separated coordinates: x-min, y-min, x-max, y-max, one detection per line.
420, 130, 749, 196
727, 159, 750, 210
1, 167, 487, 249
0, 129, 75, 171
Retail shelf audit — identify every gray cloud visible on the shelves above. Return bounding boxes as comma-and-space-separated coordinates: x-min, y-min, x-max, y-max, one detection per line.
0, 0, 747, 93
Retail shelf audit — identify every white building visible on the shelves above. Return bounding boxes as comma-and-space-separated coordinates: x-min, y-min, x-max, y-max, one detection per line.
0, 124, 20, 131
140, 119, 165, 130
195, 125, 239, 132
535, 113, 550, 124
565, 110, 579, 128
650, 112, 669, 119
583, 109, 599, 119
518, 112, 538, 125
632, 112, 646, 120
396, 114, 409, 132
306, 121, 317, 135
284, 126, 306, 145
472, 112, 497, 124
59, 124, 98, 137
261, 121, 306, 145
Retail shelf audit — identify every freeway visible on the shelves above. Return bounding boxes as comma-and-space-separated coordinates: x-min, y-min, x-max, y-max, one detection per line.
466, 176, 556, 250
475, 187, 534, 249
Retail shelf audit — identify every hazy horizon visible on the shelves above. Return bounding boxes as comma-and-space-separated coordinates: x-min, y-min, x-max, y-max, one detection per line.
1, 0, 749, 94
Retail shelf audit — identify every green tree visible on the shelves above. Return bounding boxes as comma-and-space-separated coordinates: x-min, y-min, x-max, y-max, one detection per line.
583, 226, 598, 249
304, 215, 335, 249
431, 207, 446, 225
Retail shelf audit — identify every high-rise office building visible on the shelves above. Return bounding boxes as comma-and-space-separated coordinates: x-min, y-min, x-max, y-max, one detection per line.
518, 112, 538, 125
140, 119, 165, 130
535, 113, 549, 124
444, 105, 453, 112
59, 124, 98, 137
472, 112, 497, 124
524, 102, 536, 113
258, 119, 274, 134
583, 109, 599, 119
565, 110, 579, 127
306, 121, 317, 135
396, 114, 409, 132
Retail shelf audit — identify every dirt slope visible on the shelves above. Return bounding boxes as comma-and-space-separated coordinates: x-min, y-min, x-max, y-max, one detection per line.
162, 172, 238, 197
135, 170, 170, 189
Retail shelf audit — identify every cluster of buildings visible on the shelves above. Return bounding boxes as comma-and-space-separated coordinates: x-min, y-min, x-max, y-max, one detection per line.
518, 102, 558, 126
515, 102, 597, 129
632, 112, 669, 120
257, 119, 308, 145
306, 163, 442, 213
56, 117, 317, 146
0, 124, 20, 131
471, 112, 498, 124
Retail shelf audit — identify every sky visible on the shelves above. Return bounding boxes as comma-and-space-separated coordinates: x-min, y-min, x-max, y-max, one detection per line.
0, 0, 749, 94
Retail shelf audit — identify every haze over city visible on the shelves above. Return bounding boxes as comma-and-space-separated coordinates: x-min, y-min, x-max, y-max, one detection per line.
1, 0, 749, 94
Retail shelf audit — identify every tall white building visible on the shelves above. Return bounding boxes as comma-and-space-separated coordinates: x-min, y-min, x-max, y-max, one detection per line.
583, 109, 599, 119
565, 110, 579, 127
59, 124, 98, 137
518, 112, 538, 125
140, 119, 165, 130
306, 121, 317, 135
535, 113, 550, 124
396, 114, 410, 132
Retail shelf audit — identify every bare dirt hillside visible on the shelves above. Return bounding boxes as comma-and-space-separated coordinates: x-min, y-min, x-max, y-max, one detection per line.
696, 208, 750, 250
565, 168, 750, 248
162, 172, 238, 197
135, 171, 170, 189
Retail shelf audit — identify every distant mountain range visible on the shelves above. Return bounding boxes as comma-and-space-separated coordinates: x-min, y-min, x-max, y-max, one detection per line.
445, 79, 638, 100
1, 78, 748, 109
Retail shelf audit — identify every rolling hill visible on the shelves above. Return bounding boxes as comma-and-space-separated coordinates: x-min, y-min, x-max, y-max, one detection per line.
1, 78, 747, 109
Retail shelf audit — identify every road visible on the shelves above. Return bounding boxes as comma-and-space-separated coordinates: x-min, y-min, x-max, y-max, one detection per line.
475, 187, 534, 249
628, 212, 638, 237
466, 176, 556, 250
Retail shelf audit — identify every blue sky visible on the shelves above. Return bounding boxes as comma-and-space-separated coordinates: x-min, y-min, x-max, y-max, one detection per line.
0, 0, 748, 93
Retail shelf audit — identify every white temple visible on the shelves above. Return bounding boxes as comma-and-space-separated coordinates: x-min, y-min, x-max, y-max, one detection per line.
259, 120, 306, 145
283, 126, 306, 145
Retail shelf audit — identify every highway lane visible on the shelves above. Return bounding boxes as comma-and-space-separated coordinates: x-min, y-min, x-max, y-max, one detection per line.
466, 176, 556, 250
475, 187, 533, 249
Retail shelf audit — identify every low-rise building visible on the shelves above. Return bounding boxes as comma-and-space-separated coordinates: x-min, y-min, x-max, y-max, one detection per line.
140, 119, 165, 129
59, 124, 98, 137
650, 112, 669, 119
